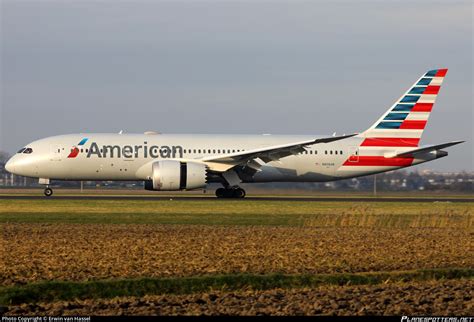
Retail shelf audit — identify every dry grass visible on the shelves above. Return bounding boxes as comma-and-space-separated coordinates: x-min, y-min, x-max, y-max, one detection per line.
302, 204, 473, 228
1, 224, 472, 286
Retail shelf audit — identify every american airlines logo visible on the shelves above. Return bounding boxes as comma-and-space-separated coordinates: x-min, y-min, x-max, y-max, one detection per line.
68, 139, 183, 159
67, 138, 89, 158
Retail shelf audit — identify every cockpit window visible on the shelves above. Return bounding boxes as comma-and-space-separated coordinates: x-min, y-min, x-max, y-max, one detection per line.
17, 148, 26, 153
23, 148, 33, 154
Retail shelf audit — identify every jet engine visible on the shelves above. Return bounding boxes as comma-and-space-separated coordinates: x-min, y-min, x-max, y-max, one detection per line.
144, 160, 207, 191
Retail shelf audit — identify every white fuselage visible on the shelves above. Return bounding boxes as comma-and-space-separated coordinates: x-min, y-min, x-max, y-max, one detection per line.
5, 133, 440, 185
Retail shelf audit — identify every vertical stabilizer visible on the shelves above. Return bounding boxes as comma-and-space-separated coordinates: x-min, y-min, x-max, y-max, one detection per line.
360, 69, 448, 147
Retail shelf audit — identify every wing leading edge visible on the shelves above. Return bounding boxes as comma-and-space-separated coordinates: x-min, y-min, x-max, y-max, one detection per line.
201, 133, 357, 172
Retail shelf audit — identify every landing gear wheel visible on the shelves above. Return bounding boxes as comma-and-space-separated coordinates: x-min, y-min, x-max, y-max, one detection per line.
215, 188, 225, 198
224, 189, 233, 198
44, 187, 53, 197
215, 187, 246, 198
233, 188, 246, 198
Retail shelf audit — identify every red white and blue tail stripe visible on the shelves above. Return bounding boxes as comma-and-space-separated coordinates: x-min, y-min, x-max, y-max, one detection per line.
362, 68, 447, 144
341, 69, 448, 169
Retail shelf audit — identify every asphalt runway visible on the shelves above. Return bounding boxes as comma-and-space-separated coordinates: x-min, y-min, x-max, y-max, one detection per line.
0, 195, 472, 202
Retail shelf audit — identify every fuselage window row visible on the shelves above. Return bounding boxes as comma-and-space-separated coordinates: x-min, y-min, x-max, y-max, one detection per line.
58, 147, 344, 158
181, 149, 244, 155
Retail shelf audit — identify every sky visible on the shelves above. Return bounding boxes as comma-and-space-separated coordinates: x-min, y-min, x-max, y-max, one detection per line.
0, 1, 472, 171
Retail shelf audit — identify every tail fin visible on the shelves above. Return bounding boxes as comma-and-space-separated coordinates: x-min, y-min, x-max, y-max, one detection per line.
361, 69, 448, 147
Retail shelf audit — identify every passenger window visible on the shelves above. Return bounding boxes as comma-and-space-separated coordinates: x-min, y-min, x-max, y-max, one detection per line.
340, 150, 343, 154
325, 151, 327, 155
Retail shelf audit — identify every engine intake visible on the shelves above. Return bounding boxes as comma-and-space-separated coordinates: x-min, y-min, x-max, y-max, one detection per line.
144, 160, 207, 191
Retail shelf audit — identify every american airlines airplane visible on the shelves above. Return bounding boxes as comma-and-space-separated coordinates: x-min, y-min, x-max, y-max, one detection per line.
5, 69, 463, 198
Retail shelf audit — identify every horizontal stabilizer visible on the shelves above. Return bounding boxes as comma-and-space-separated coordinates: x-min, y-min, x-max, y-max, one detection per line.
387, 141, 464, 158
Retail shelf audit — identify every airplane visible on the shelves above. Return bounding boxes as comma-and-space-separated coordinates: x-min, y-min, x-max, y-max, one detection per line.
5, 68, 464, 198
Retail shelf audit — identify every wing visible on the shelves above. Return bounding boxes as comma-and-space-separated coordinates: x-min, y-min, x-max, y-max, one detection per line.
201, 133, 357, 172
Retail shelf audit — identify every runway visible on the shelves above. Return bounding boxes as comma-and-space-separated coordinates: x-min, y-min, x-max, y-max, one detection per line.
0, 195, 472, 202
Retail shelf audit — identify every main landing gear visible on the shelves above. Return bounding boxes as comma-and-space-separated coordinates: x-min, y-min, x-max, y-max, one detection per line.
215, 187, 246, 199
44, 187, 53, 197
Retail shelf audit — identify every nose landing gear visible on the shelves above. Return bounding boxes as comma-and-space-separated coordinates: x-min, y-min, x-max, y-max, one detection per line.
215, 187, 246, 199
39, 178, 53, 197
44, 187, 53, 197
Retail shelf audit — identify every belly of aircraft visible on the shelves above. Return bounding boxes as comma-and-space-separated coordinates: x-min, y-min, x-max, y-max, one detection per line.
249, 157, 339, 183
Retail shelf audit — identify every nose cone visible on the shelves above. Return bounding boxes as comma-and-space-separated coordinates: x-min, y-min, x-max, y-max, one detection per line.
5, 153, 40, 177
5, 157, 15, 174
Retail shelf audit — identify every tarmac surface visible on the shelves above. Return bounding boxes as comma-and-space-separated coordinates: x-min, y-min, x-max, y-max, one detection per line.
0, 195, 472, 202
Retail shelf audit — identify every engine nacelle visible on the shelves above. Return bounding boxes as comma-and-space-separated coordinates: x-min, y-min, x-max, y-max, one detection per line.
144, 160, 207, 191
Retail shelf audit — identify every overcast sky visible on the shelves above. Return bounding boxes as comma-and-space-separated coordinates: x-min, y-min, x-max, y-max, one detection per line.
1, 1, 472, 171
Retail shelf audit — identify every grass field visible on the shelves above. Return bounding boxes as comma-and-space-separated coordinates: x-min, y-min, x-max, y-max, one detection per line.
1, 198, 473, 315
0, 199, 472, 227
